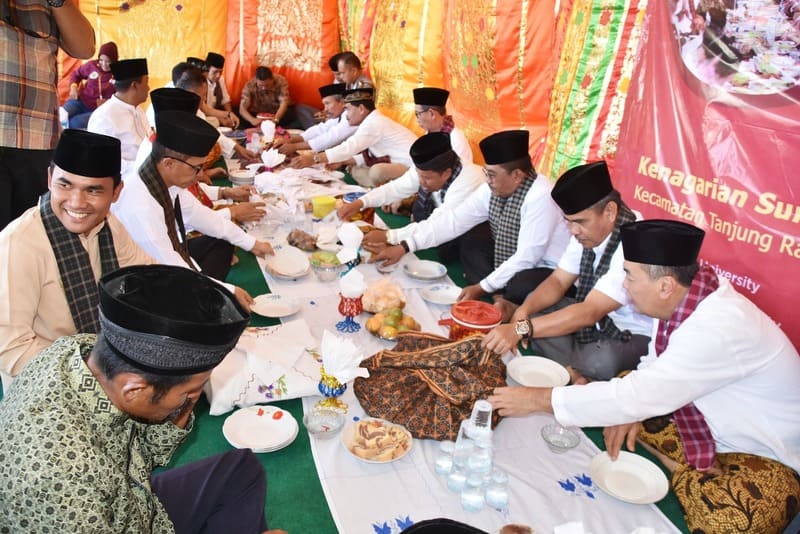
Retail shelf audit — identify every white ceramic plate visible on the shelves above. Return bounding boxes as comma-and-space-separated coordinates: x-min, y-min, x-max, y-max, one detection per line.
589, 451, 669, 504
222, 405, 299, 452
251, 294, 300, 318
341, 418, 413, 464
264, 245, 310, 279
286, 128, 305, 136
506, 356, 570, 387
403, 260, 447, 281
419, 284, 461, 305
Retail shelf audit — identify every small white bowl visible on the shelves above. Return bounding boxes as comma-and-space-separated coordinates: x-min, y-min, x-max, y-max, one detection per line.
302, 408, 345, 439
541, 423, 580, 454
230, 169, 255, 185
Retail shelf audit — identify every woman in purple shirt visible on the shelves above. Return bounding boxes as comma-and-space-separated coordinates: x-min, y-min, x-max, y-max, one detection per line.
63, 41, 118, 129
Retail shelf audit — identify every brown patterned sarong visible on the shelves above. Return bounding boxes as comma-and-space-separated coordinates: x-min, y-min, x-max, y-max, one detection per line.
638, 417, 800, 533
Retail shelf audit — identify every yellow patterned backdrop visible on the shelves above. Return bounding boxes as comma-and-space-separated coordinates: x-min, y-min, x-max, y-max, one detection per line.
77, 0, 227, 93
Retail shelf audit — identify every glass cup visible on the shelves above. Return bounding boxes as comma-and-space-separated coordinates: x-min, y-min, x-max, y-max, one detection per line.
434, 440, 455, 476
460, 473, 486, 512
466, 442, 493, 475
453, 420, 476, 468
446, 466, 467, 493
485, 468, 509, 511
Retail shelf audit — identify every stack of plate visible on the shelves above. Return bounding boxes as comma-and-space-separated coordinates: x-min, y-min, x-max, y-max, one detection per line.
263, 246, 310, 280
403, 259, 447, 281
222, 405, 299, 453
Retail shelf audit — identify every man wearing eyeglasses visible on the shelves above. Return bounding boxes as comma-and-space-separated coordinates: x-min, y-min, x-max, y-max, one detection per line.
88, 58, 151, 177
112, 111, 273, 311
1, 0, 95, 231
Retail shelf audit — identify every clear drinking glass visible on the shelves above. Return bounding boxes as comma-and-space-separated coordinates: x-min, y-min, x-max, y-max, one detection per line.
446, 466, 467, 493
434, 440, 455, 475
453, 420, 476, 468
460, 472, 486, 512
485, 468, 509, 511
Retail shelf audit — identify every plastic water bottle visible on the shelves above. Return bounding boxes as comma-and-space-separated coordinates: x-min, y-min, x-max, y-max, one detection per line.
452, 420, 475, 468
467, 399, 493, 443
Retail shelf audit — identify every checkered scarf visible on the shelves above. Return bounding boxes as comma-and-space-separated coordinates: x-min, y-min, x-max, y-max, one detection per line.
488, 171, 535, 268
138, 155, 196, 269
656, 264, 720, 470
574, 203, 636, 343
412, 159, 461, 222
39, 193, 119, 333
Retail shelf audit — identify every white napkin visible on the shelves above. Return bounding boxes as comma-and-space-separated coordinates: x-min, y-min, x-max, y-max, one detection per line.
261, 148, 286, 169
320, 329, 369, 383
336, 222, 363, 264
338, 268, 366, 298
316, 223, 339, 246
554, 522, 592, 534
260, 119, 276, 141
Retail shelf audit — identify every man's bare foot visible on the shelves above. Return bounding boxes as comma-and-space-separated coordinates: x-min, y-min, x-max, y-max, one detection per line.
230, 254, 239, 266
636, 439, 680, 474
566, 365, 589, 385
493, 296, 518, 322
262, 530, 288, 534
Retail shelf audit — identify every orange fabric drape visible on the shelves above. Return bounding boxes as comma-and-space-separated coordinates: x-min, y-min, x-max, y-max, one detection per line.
225, 0, 341, 110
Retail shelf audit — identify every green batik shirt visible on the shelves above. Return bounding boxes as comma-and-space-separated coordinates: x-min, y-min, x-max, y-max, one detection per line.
0, 335, 193, 533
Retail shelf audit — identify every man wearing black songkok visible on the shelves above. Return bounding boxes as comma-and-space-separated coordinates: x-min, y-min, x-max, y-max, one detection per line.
483, 161, 652, 382
0, 130, 153, 379
0, 265, 287, 534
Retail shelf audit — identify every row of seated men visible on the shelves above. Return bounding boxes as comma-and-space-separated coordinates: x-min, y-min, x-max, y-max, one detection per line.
1, 51, 799, 534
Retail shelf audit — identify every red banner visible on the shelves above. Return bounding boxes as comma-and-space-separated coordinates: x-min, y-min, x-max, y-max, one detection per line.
615, 0, 800, 347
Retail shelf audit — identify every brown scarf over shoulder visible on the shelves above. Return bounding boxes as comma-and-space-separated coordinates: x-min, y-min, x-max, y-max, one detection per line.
137, 155, 196, 269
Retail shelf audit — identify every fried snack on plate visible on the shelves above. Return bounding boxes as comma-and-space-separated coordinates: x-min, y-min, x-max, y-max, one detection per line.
287, 228, 316, 251
346, 419, 411, 462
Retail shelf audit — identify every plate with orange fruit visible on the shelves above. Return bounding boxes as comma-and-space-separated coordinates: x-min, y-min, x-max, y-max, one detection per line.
364, 307, 421, 340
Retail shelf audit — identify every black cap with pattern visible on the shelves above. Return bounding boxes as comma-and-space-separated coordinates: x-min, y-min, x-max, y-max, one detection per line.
98, 265, 249, 374
343, 87, 374, 103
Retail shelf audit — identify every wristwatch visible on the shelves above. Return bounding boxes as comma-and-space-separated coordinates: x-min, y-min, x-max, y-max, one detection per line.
514, 318, 533, 339
47, 0, 66, 7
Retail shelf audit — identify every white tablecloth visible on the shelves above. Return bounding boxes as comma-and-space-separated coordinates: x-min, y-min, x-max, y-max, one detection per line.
302, 390, 679, 534
245, 210, 679, 534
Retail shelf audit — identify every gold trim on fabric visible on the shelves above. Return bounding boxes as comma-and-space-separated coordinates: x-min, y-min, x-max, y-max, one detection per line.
417, 0, 430, 86
517, 0, 528, 127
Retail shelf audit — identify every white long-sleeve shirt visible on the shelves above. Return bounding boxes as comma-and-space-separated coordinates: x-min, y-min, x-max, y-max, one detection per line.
324, 110, 416, 167
301, 115, 357, 152
447, 126, 473, 164
358, 161, 486, 244
552, 278, 800, 473
113, 163, 255, 292
556, 227, 652, 337
407, 176, 570, 293
87, 95, 150, 176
